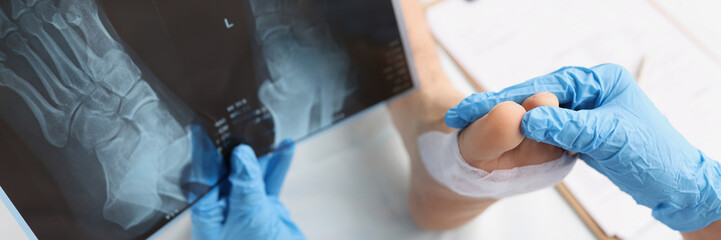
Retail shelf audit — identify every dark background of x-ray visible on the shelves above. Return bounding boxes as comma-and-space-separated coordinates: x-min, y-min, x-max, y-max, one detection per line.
0, 0, 413, 239
106, 0, 413, 157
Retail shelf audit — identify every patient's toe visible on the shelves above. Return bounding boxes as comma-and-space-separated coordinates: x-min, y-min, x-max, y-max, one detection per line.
521, 92, 559, 111
459, 101, 525, 168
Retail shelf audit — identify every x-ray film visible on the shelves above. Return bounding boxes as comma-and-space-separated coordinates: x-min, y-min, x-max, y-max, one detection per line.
0, 0, 415, 239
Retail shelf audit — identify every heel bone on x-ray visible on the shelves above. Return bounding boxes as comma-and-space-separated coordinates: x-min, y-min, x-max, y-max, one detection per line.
252, 0, 357, 144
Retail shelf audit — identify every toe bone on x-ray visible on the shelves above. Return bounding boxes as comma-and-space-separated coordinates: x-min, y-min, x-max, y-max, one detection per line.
1, 0, 191, 230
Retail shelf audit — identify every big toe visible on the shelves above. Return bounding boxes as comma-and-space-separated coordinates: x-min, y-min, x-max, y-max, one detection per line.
521, 92, 559, 111
458, 101, 526, 165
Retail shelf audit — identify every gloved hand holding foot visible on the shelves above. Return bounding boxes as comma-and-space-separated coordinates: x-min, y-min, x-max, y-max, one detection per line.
458, 91, 565, 172
191, 140, 304, 240
446, 63, 721, 232
425, 91, 576, 199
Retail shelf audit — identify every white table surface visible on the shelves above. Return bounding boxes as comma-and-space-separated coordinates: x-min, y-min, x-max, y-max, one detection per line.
155, 1, 721, 239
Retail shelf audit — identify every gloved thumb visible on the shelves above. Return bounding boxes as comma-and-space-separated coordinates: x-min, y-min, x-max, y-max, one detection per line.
191, 187, 225, 240
521, 106, 611, 154
262, 139, 296, 197
227, 145, 268, 213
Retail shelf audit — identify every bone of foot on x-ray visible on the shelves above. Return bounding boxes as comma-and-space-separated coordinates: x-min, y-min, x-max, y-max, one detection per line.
126, 96, 189, 201
8, 0, 37, 20
0, 6, 19, 38
260, 31, 295, 78
119, 81, 159, 120
70, 88, 123, 148
93, 104, 190, 228
14, 0, 121, 79
35, 0, 69, 30
261, 30, 350, 128
100, 49, 141, 96
61, 3, 188, 227
61, 0, 122, 61
0, 64, 71, 147
34, 0, 102, 75
154, 134, 192, 201
19, 12, 95, 95
96, 125, 160, 229
259, 79, 314, 141
43, 0, 120, 81
131, 101, 187, 145
96, 81, 187, 229
252, 0, 355, 144
6, 32, 81, 106
125, 109, 188, 203
103, 170, 161, 229
5, 32, 82, 147
296, 24, 353, 126
135, 128, 188, 204
254, 14, 290, 41
1, 0, 193, 230
248, 0, 281, 17
83, 88, 187, 226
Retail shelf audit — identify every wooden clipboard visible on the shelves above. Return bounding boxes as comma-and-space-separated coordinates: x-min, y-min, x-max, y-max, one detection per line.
556, 183, 621, 240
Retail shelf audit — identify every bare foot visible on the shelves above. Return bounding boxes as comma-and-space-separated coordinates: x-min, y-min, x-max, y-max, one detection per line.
390, 0, 565, 230
459, 92, 563, 171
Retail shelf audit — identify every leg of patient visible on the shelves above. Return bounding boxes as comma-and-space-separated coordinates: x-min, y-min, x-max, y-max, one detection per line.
389, 0, 570, 231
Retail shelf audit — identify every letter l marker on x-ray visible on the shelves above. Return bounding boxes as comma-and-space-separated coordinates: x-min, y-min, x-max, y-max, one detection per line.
224, 18, 234, 29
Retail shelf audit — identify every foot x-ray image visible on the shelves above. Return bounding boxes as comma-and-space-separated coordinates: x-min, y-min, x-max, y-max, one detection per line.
253, 0, 357, 145
0, 0, 414, 239
1, 0, 224, 238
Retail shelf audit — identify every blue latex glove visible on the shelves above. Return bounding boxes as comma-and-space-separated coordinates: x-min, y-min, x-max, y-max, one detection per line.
184, 125, 227, 203
446, 63, 721, 232
191, 140, 304, 240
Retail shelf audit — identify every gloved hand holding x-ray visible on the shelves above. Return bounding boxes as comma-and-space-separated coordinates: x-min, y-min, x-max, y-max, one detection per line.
1, 0, 412, 238
0, 0, 226, 237
191, 140, 304, 240
447, 64, 721, 232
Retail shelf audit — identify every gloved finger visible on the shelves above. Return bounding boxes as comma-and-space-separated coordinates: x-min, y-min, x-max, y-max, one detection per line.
520, 106, 616, 154
263, 139, 296, 197
446, 64, 632, 129
191, 187, 226, 240
458, 101, 526, 168
268, 197, 307, 238
257, 140, 294, 180
227, 144, 268, 213
186, 124, 226, 197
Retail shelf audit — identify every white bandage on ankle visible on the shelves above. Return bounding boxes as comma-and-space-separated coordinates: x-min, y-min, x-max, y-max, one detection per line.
418, 131, 576, 199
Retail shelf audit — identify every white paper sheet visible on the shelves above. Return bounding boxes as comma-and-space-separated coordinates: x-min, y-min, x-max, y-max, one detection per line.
428, 0, 721, 239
